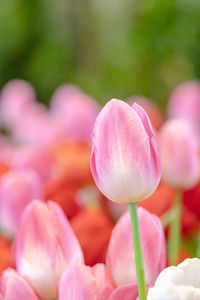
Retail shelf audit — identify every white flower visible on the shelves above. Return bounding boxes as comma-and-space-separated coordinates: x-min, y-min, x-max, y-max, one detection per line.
147, 258, 200, 300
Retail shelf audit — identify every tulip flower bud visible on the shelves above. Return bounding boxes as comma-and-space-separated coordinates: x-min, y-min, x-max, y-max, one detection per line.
14, 201, 84, 300
12, 107, 64, 146
59, 263, 114, 300
106, 207, 166, 287
50, 84, 100, 141
12, 146, 52, 182
91, 99, 161, 204
0, 169, 44, 237
0, 268, 39, 300
167, 80, 200, 137
147, 258, 200, 299
159, 119, 199, 189
0, 79, 36, 128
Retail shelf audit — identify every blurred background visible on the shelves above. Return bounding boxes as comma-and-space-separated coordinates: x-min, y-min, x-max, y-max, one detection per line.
1, 0, 200, 107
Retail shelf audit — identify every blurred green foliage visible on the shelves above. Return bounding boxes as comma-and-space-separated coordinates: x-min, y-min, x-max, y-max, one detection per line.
0, 0, 200, 108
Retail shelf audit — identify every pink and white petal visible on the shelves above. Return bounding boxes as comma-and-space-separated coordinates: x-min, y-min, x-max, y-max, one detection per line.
132, 103, 161, 184
109, 283, 139, 300
59, 263, 96, 300
92, 263, 115, 300
0, 269, 38, 300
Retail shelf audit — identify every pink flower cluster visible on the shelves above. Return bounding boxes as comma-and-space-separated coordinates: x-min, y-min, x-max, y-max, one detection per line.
0, 79, 200, 300
1, 200, 166, 300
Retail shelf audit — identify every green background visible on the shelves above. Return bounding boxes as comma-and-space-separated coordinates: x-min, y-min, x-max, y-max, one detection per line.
1, 0, 200, 108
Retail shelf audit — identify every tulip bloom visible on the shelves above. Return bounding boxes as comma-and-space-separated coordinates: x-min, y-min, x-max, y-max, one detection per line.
0, 268, 38, 300
59, 263, 114, 300
0, 169, 44, 237
12, 106, 64, 146
0, 79, 36, 128
106, 207, 166, 287
167, 80, 200, 137
12, 146, 52, 182
50, 84, 100, 141
14, 201, 84, 300
147, 258, 200, 299
159, 119, 199, 189
91, 99, 161, 204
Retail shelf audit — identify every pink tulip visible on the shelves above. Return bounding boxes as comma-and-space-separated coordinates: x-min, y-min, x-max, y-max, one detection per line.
14, 201, 84, 300
12, 105, 64, 146
59, 263, 114, 300
106, 207, 166, 287
0, 79, 36, 127
159, 119, 199, 189
167, 81, 200, 137
0, 268, 38, 300
0, 137, 15, 165
12, 146, 52, 182
50, 84, 100, 141
91, 99, 161, 204
0, 169, 44, 237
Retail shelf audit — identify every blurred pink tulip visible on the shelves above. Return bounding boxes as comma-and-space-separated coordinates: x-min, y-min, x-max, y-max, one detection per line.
0, 79, 36, 127
0, 169, 44, 237
12, 105, 64, 146
106, 207, 166, 287
167, 81, 200, 137
91, 99, 161, 204
59, 263, 114, 300
12, 146, 52, 182
50, 84, 100, 141
14, 201, 84, 300
0, 137, 15, 166
159, 119, 199, 189
0, 268, 39, 300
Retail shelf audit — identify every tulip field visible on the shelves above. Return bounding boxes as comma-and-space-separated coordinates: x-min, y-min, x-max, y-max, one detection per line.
1, 79, 200, 300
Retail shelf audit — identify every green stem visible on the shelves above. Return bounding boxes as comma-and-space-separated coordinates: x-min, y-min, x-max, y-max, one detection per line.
128, 202, 147, 300
168, 188, 182, 265
161, 208, 177, 228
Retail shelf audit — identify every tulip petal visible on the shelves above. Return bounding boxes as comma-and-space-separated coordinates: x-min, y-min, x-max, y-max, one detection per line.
92, 263, 115, 300
109, 283, 151, 300
59, 263, 96, 300
0, 268, 38, 300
